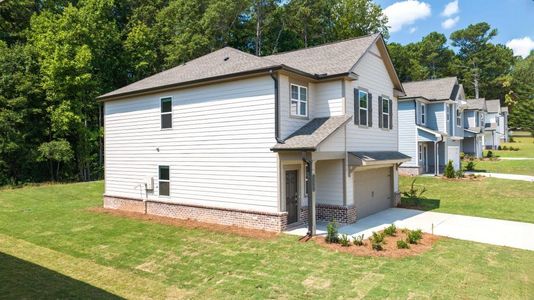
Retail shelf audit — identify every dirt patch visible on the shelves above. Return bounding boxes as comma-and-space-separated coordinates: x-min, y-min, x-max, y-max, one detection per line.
313, 230, 439, 258
88, 207, 279, 240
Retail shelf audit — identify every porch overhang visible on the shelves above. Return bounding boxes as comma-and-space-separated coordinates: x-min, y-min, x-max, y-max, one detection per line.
348, 151, 411, 170
417, 126, 445, 142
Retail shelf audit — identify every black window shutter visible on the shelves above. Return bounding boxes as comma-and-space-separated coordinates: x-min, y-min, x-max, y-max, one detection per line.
368, 93, 373, 127
378, 96, 383, 128
389, 99, 393, 129
354, 89, 359, 124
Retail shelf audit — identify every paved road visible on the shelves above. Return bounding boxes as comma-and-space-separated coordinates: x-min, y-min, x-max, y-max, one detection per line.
285, 208, 534, 251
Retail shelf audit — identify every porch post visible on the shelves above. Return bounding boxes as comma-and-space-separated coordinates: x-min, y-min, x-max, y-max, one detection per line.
305, 159, 317, 236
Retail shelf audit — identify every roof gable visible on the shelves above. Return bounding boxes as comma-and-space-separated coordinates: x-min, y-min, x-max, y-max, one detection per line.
402, 77, 459, 100
485, 99, 501, 113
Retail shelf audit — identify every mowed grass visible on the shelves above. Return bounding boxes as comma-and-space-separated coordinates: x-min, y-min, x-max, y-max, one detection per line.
484, 136, 534, 158
1, 182, 533, 299
470, 159, 534, 176
400, 176, 534, 223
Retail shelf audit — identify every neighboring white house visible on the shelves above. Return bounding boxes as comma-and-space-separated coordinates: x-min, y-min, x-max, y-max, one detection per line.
98, 33, 409, 234
484, 99, 508, 149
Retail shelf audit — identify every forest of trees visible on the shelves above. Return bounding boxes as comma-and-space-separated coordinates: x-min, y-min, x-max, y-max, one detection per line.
0, 0, 532, 185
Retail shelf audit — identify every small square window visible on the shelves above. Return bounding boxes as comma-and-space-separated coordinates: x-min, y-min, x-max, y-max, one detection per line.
290, 84, 308, 117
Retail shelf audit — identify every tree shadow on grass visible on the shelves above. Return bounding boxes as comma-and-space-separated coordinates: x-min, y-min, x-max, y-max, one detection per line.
0, 252, 122, 299
399, 198, 441, 211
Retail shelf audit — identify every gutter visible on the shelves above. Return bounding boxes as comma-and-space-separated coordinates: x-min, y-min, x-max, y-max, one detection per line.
270, 70, 284, 144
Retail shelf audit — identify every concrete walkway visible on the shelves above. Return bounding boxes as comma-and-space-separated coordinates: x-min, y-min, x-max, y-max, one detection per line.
285, 208, 534, 251
464, 171, 534, 182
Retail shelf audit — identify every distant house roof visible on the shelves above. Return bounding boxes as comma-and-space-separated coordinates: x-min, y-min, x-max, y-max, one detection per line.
271, 116, 351, 151
465, 98, 486, 110
485, 99, 501, 113
98, 33, 403, 101
501, 107, 508, 113
401, 77, 459, 101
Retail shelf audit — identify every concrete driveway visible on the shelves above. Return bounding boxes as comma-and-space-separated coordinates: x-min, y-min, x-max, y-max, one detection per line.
285, 208, 534, 251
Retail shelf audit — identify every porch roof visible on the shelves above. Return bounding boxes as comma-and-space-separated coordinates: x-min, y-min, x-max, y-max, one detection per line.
464, 127, 482, 136
348, 151, 411, 166
417, 125, 446, 142
271, 115, 351, 151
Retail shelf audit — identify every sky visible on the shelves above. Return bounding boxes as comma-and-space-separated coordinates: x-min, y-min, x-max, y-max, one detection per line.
375, 0, 534, 57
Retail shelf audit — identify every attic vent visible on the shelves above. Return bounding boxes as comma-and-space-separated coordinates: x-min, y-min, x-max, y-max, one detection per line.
224, 56, 230, 61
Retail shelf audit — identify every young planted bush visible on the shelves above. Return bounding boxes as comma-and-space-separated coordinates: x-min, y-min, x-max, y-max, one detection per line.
444, 160, 455, 178
383, 224, 397, 236
369, 231, 386, 251
402, 178, 427, 207
397, 240, 410, 249
352, 234, 364, 246
486, 150, 494, 158
325, 219, 339, 244
339, 234, 350, 247
466, 161, 476, 171
406, 229, 423, 244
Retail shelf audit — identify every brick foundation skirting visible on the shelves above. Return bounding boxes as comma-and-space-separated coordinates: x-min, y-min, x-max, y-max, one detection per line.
299, 204, 357, 225
103, 196, 288, 232
399, 166, 421, 176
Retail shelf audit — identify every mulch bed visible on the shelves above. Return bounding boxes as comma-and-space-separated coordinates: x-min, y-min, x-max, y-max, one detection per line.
313, 230, 439, 258
88, 207, 279, 240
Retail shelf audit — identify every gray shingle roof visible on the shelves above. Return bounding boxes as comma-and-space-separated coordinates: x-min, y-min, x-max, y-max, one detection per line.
349, 151, 411, 162
402, 77, 458, 100
99, 47, 280, 99
271, 116, 351, 151
465, 98, 486, 110
485, 99, 501, 113
265, 34, 379, 76
501, 107, 508, 113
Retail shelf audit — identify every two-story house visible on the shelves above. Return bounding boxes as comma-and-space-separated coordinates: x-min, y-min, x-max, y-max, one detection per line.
397, 77, 465, 176
462, 98, 486, 158
484, 99, 508, 149
97, 33, 409, 235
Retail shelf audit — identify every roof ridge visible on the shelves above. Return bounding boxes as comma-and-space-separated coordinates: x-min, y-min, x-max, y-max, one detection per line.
264, 33, 379, 57
402, 76, 457, 84
223, 46, 281, 65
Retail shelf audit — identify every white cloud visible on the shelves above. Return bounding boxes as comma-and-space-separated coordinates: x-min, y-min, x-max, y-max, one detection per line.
441, 0, 459, 17
506, 37, 534, 58
384, 1, 431, 33
441, 16, 460, 29
409, 27, 417, 34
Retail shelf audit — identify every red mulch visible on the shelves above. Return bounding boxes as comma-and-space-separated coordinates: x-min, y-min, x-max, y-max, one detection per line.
313, 230, 439, 258
88, 207, 279, 240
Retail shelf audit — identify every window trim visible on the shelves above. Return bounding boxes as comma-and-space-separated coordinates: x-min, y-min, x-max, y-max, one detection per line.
382, 96, 390, 129
418, 144, 423, 161
358, 90, 369, 126
158, 165, 170, 197
160, 96, 173, 130
420, 103, 426, 125
290, 84, 308, 118
456, 108, 461, 127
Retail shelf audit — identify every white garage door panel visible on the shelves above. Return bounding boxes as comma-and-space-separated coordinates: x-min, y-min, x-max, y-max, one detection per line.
354, 167, 392, 219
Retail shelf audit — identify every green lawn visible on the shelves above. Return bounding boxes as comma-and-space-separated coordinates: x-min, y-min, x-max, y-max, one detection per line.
483, 136, 534, 158
0, 181, 533, 299
400, 176, 534, 223
468, 159, 534, 176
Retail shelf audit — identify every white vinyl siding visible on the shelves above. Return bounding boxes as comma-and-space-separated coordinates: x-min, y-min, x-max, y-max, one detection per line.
104, 76, 279, 213
313, 81, 344, 117
315, 159, 343, 206
279, 74, 311, 139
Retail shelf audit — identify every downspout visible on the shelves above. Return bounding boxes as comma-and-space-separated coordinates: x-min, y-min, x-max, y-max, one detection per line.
270, 70, 284, 144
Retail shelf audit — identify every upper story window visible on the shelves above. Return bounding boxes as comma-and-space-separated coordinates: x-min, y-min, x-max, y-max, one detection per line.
290, 84, 307, 117
359, 90, 368, 126
158, 165, 170, 196
456, 109, 461, 127
161, 97, 172, 129
446, 104, 450, 122
420, 103, 426, 125
382, 97, 390, 128
418, 144, 423, 161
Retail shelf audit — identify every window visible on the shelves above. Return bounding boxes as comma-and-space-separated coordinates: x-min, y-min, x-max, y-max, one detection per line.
418, 144, 423, 161
161, 97, 172, 129
420, 103, 426, 125
158, 165, 170, 196
446, 104, 450, 122
382, 97, 389, 128
290, 84, 307, 117
456, 109, 461, 127
359, 90, 368, 126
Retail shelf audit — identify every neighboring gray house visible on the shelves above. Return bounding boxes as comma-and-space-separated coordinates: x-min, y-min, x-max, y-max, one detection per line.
397, 77, 465, 176
462, 98, 486, 158
484, 99, 508, 149
98, 33, 410, 234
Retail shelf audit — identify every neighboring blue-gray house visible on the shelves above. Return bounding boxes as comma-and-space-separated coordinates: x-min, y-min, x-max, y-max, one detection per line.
462, 98, 486, 158
398, 77, 465, 176
484, 99, 509, 149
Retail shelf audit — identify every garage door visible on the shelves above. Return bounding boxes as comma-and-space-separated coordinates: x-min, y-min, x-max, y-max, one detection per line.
353, 167, 392, 219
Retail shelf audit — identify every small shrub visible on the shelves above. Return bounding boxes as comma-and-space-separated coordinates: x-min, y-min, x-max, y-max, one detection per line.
401, 178, 427, 207
455, 168, 464, 178
325, 219, 339, 244
502, 145, 508, 150
509, 137, 515, 143
406, 229, 423, 244
353, 234, 364, 246
384, 224, 397, 236
397, 240, 410, 249
369, 231, 386, 251
466, 161, 476, 171
497, 145, 502, 150
444, 160, 455, 178
371, 242, 383, 251
486, 150, 494, 158
339, 234, 350, 247
460, 151, 465, 159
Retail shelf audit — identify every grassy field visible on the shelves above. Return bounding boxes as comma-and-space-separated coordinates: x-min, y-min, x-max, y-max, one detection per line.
483, 136, 534, 158
0, 181, 532, 299
469, 159, 534, 176
399, 176, 534, 224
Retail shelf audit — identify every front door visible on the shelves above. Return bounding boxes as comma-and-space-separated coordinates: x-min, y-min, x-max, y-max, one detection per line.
285, 170, 298, 224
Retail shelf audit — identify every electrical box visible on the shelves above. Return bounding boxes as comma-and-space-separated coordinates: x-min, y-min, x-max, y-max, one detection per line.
145, 176, 154, 191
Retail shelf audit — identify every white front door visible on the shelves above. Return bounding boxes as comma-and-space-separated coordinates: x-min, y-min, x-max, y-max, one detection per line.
448, 146, 460, 170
